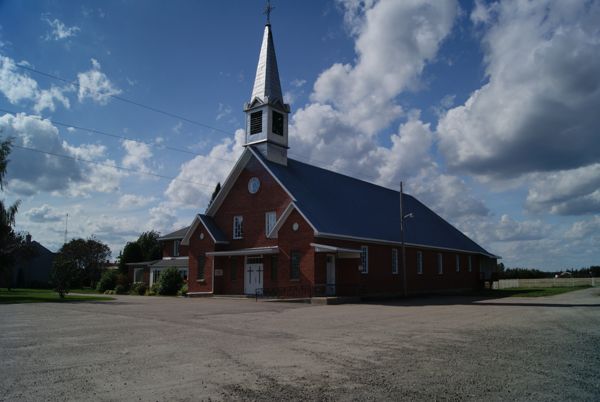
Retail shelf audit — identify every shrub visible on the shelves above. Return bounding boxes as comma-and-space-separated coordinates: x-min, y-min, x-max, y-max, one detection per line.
150, 282, 160, 295
104, 289, 115, 295
157, 267, 183, 296
130, 282, 147, 296
115, 284, 127, 294
178, 283, 188, 297
96, 270, 118, 293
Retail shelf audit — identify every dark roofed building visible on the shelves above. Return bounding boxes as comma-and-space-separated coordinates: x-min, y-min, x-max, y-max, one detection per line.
172, 19, 498, 298
10, 234, 55, 288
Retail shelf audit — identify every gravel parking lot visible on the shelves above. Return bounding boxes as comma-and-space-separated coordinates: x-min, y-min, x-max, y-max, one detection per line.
1, 288, 599, 401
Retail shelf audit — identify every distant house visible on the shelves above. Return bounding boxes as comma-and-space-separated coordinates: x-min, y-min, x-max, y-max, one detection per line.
10, 234, 55, 288
127, 227, 189, 287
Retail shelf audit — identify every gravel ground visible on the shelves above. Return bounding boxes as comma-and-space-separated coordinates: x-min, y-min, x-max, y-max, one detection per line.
1, 288, 599, 401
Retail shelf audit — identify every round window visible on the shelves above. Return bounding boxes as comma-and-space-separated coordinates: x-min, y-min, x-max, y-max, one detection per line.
292, 222, 299, 231
248, 177, 260, 194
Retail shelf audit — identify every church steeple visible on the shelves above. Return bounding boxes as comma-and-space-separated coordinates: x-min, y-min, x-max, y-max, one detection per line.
243, 8, 290, 166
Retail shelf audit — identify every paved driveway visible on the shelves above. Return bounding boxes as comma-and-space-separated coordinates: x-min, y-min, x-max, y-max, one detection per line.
1, 289, 599, 401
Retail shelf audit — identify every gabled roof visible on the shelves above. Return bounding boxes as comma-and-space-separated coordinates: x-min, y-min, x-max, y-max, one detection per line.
158, 226, 190, 241
181, 214, 229, 246
251, 148, 497, 258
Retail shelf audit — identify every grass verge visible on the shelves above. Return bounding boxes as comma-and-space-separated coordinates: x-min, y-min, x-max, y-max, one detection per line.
69, 287, 100, 294
0, 288, 114, 304
475, 286, 591, 298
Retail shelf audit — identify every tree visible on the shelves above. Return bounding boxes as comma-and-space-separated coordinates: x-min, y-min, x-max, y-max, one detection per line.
208, 182, 221, 207
137, 231, 161, 261
117, 231, 160, 273
118, 241, 143, 273
0, 138, 22, 289
51, 255, 78, 298
58, 237, 111, 287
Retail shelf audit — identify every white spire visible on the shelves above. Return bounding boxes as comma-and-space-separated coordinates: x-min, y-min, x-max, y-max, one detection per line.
250, 24, 284, 105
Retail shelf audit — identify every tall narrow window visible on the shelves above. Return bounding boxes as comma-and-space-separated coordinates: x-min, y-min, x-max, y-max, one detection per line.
272, 111, 284, 135
265, 211, 277, 237
437, 253, 443, 275
360, 246, 369, 274
417, 251, 423, 275
270, 254, 278, 281
233, 216, 243, 239
391, 249, 398, 274
468, 256, 472, 272
173, 240, 180, 257
230, 257, 237, 281
134, 268, 144, 283
290, 251, 300, 280
197, 255, 205, 281
456, 255, 460, 272
250, 111, 262, 134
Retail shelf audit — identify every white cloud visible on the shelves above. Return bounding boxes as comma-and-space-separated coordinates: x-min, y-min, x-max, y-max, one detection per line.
1, 112, 124, 196
310, 0, 457, 135
525, 164, 600, 215
438, 0, 600, 178
565, 216, 600, 240
77, 58, 121, 105
216, 103, 232, 121
43, 16, 80, 41
122, 139, 152, 173
117, 194, 156, 209
24, 204, 63, 223
0, 55, 70, 112
165, 129, 244, 208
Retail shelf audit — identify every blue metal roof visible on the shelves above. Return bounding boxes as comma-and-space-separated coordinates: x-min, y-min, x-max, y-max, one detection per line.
255, 149, 495, 257
198, 214, 229, 243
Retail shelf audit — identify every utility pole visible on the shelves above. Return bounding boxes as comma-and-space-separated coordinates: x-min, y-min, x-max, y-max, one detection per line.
64, 213, 68, 244
400, 182, 407, 297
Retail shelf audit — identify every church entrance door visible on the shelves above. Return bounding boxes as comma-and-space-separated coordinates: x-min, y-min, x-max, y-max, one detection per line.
244, 256, 263, 295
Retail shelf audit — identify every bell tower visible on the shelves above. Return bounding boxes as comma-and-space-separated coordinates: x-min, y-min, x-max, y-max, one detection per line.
243, 8, 290, 166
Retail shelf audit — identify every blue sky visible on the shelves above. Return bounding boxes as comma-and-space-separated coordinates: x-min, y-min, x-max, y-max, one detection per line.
1, 0, 599, 270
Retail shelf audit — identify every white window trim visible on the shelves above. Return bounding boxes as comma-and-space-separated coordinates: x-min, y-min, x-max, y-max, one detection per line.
456, 254, 460, 272
391, 249, 398, 274
265, 211, 277, 237
173, 240, 180, 257
233, 215, 243, 239
417, 251, 423, 275
360, 246, 368, 274
437, 253, 443, 275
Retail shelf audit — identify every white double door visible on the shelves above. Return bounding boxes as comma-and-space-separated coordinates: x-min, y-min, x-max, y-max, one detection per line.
244, 262, 263, 295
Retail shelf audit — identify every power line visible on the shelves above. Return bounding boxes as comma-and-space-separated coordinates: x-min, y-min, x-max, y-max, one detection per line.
0, 107, 237, 163
16, 64, 234, 136
12, 65, 385, 186
11, 144, 215, 188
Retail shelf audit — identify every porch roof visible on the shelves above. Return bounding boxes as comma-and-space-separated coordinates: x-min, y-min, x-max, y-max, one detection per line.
206, 246, 279, 257
310, 243, 362, 258
152, 257, 189, 268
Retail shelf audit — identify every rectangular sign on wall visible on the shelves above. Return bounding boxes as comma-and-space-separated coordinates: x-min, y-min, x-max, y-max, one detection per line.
214, 269, 223, 277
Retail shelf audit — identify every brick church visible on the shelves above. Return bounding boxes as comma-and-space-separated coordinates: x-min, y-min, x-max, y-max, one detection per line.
133, 19, 498, 298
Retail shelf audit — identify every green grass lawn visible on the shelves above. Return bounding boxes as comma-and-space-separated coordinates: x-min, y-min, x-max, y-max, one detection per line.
475, 286, 591, 298
69, 287, 101, 294
0, 288, 115, 304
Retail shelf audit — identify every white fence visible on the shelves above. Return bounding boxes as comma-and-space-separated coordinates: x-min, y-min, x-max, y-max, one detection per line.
493, 277, 599, 289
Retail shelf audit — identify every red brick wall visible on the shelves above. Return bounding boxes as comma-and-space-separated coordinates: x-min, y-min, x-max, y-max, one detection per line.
313, 237, 481, 295
187, 225, 216, 294
210, 156, 313, 294
161, 240, 188, 258
213, 158, 292, 249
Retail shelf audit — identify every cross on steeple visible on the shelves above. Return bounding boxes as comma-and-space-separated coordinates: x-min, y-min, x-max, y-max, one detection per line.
264, 0, 274, 25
